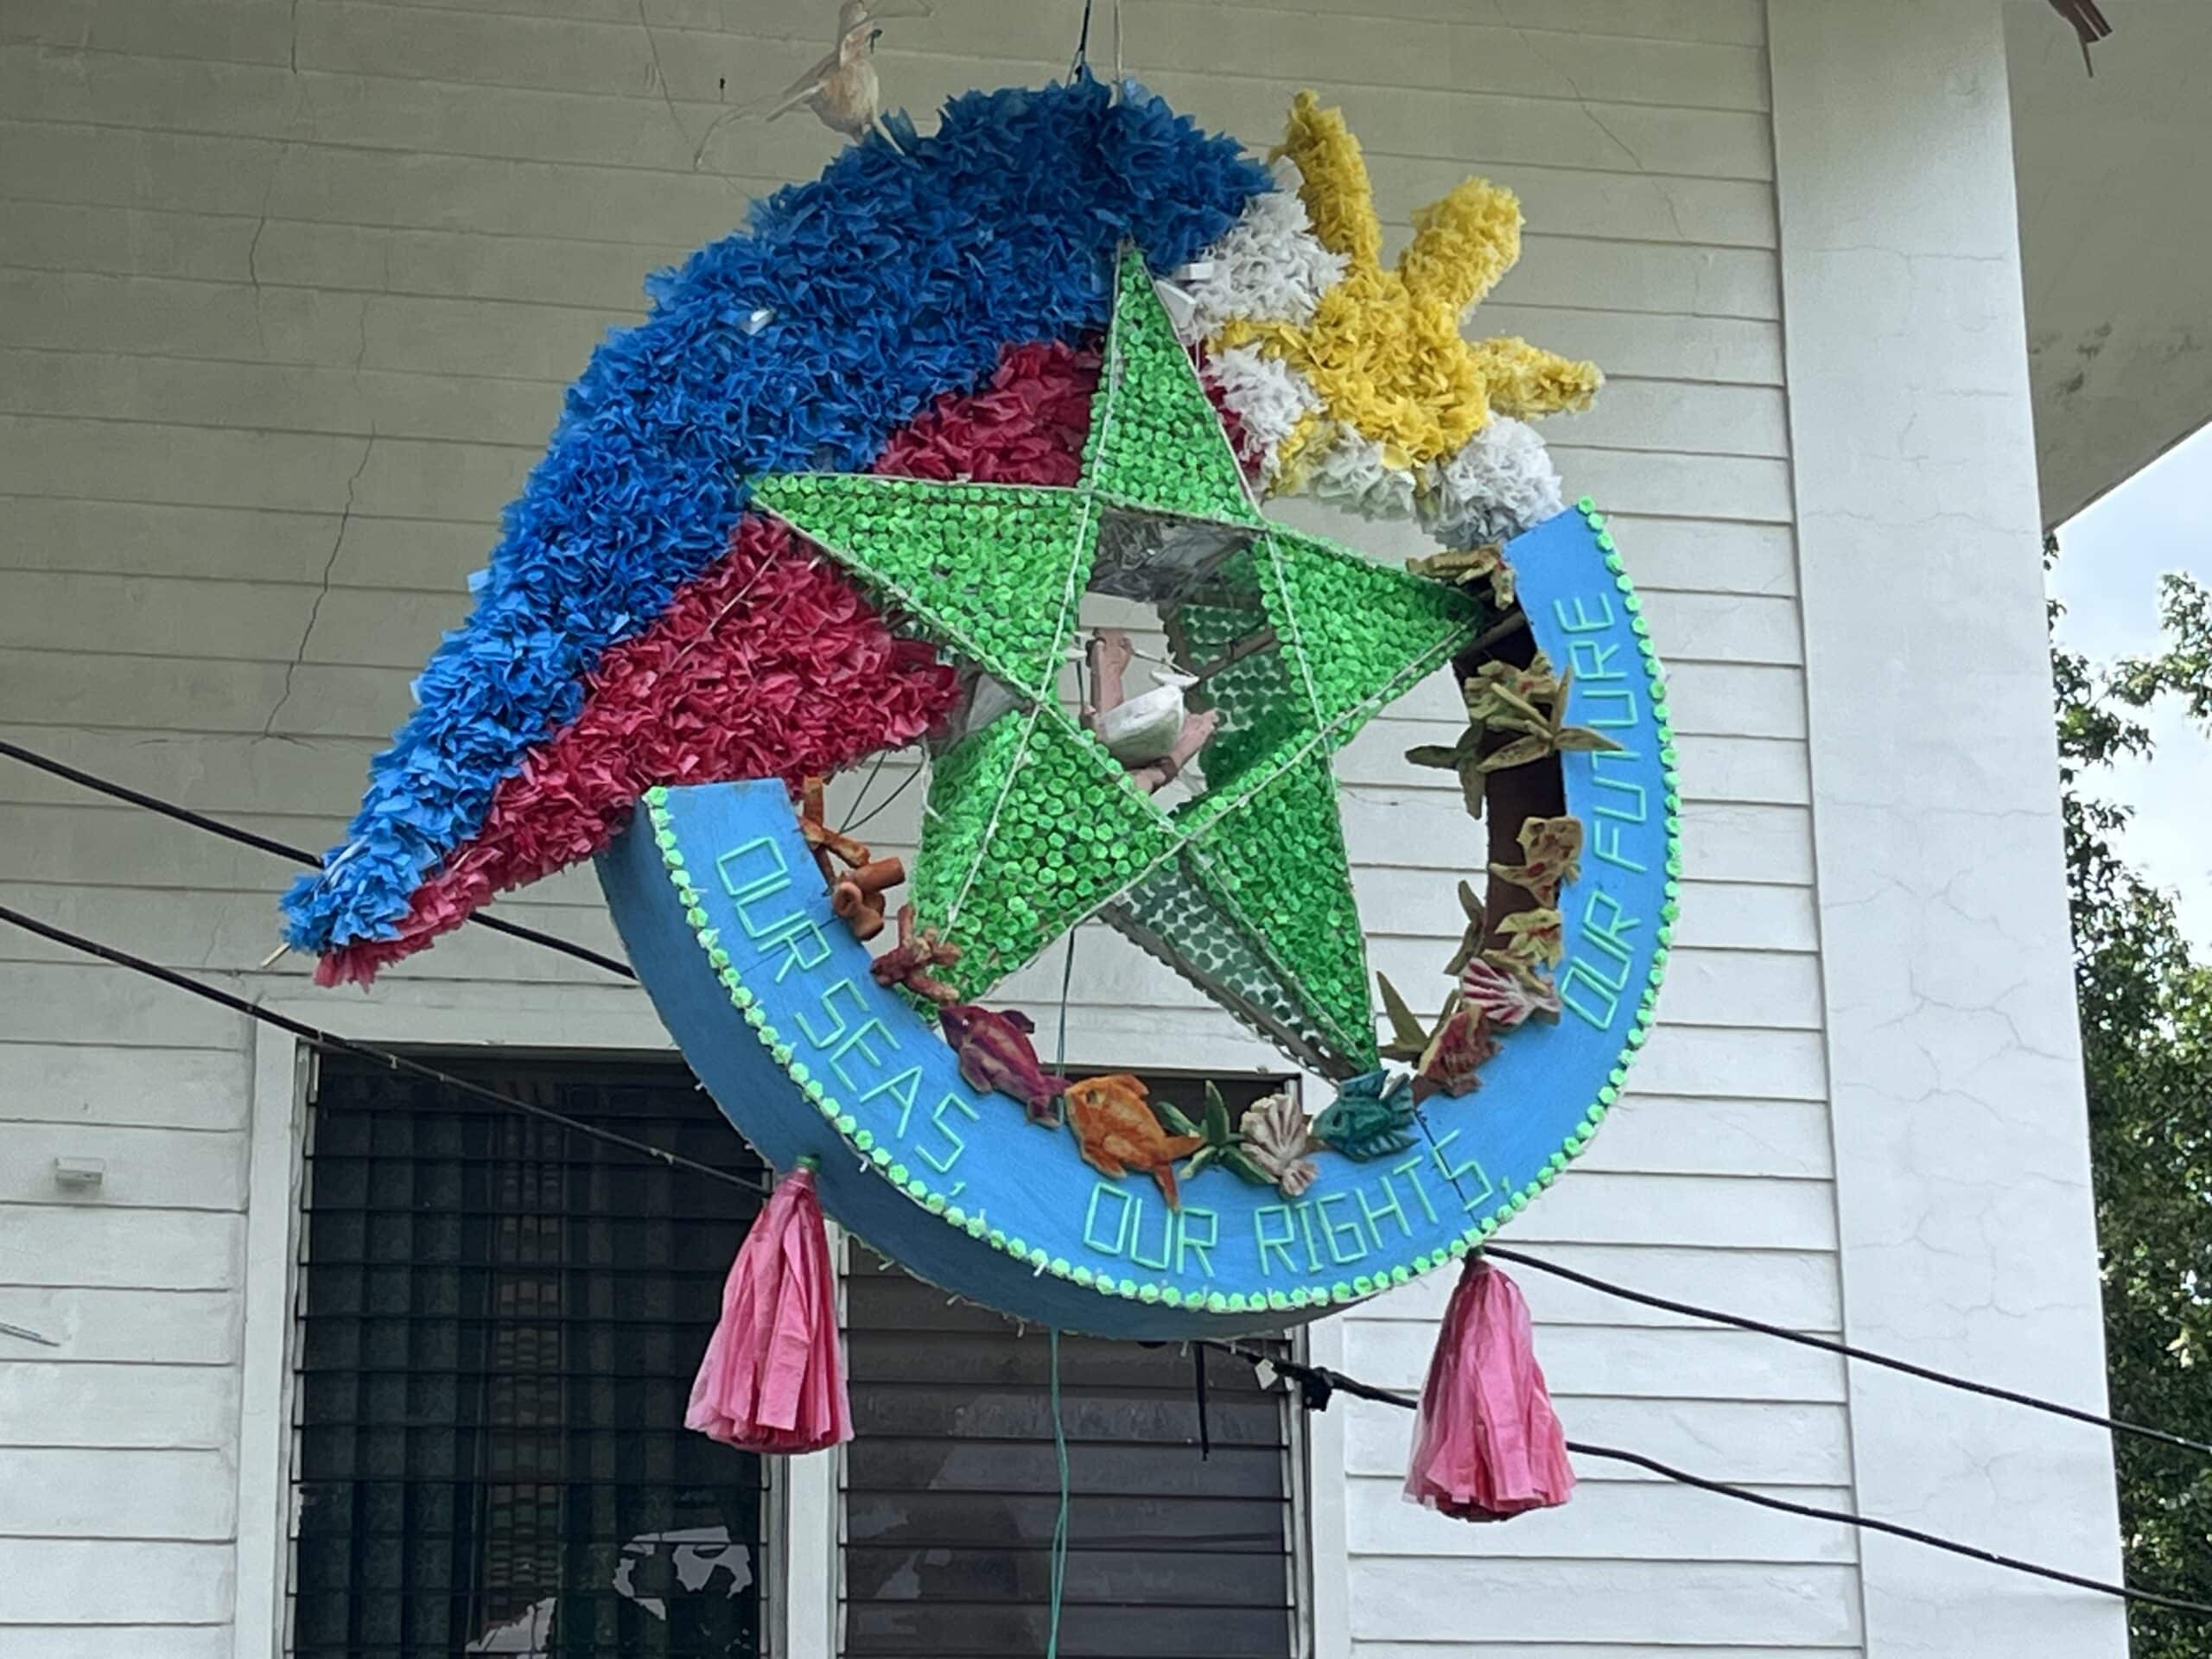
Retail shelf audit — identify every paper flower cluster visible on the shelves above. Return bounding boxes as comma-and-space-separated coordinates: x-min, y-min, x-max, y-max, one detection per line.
315, 515, 961, 984
1175, 92, 1597, 544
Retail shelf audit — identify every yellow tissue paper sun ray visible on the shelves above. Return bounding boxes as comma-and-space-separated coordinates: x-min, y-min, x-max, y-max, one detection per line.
1224, 91, 1603, 472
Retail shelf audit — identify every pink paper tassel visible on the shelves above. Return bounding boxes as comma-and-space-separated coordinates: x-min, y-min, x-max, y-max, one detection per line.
1403, 1256, 1575, 1521
686, 1162, 853, 1455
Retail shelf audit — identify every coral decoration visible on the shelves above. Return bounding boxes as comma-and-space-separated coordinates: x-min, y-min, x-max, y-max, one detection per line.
1408, 541, 1516, 612
871, 904, 963, 1006
1218, 92, 1600, 475
1494, 908, 1566, 972
1238, 1090, 1319, 1198
798, 777, 906, 943
283, 78, 1269, 958
1404, 1257, 1575, 1522
1415, 1003, 1499, 1102
1444, 880, 1489, 975
1376, 975, 1502, 1101
1312, 1069, 1419, 1162
1459, 957, 1563, 1029
686, 1163, 853, 1455
315, 515, 958, 984
1064, 1075, 1206, 1209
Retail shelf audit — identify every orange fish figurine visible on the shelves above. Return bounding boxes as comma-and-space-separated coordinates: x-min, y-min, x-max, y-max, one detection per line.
1063, 1074, 1205, 1210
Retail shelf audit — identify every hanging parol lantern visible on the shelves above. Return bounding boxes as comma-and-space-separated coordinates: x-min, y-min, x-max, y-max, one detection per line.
285, 79, 1676, 1338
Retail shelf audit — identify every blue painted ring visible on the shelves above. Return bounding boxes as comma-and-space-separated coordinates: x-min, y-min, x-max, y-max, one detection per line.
599, 503, 1676, 1336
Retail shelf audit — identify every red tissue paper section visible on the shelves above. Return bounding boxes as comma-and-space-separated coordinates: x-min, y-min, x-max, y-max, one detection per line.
687, 1164, 851, 1455
1403, 1257, 1577, 1522
317, 339, 1103, 985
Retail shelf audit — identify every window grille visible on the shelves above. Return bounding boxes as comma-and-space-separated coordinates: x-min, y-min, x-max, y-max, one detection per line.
291, 1052, 768, 1658
840, 1071, 1300, 1659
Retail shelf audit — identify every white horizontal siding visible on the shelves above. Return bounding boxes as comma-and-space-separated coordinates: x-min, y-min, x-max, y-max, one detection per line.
0, 0, 1849, 1651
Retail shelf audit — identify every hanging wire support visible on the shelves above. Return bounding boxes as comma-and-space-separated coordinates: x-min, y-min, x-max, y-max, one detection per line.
0, 737, 635, 981
1198, 1340, 2212, 1618
10, 740, 2212, 1469
1068, 0, 1095, 76
0, 900, 762, 1195
1482, 1244, 2212, 1462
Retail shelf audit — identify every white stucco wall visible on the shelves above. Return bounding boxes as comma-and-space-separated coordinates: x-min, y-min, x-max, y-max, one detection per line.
0, 3, 2121, 1657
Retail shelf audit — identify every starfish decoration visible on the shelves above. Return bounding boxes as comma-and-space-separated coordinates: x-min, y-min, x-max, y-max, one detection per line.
748, 247, 1481, 1077
1217, 91, 1601, 474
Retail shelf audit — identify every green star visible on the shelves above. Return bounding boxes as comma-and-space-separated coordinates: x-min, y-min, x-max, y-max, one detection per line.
749, 247, 1483, 1077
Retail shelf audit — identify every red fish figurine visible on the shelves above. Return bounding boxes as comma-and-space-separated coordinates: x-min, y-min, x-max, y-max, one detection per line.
938, 1004, 1068, 1126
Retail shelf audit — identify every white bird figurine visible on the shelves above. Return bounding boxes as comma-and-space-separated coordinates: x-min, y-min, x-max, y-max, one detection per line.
1084, 630, 1220, 793
748, 0, 930, 156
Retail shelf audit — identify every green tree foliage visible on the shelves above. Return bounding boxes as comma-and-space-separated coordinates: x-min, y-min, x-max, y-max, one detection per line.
2052, 540, 2212, 1655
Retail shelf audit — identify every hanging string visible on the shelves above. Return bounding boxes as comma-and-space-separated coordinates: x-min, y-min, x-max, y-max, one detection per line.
844, 753, 925, 836
837, 750, 891, 835
1192, 1341, 1211, 1460
1040, 927, 1083, 1651
1046, 1326, 1072, 1657
1198, 1339, 2212, 1619
1068, 0, 1095, 76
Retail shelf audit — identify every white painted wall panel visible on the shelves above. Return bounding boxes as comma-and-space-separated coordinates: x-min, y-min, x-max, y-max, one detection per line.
0, 2, 1865, 1653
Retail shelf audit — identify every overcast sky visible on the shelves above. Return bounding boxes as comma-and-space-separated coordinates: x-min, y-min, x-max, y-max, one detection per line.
2048, 422, 2212, 952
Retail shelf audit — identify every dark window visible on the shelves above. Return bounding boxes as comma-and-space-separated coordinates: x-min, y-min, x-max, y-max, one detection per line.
841, 1072, 1300, 1659
292, 1053, 768, 1658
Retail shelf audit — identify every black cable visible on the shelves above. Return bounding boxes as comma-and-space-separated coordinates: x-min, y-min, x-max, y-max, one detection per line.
1193, 1343, 1211, 1460
13, 737, 2212, 1470
1484, 1243, 2212, 1462
844, 755, 923, 836
1198, 1341, 2212, 1619
8, 884, 2210, 1615
0, 900, 762, 1197
0, 737, 636, 982
1068, 0, 1094, 75
1569, 1440, 2212, 1618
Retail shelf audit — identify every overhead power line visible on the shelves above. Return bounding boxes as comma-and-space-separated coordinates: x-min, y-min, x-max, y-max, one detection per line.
3, 893, 2207, 1618
1482, 1245, 2212, 1462
0, 898, 756, 1195
0, 737, 637, 982
3, 739, 2208, 1459
1198, 1341, 2212, 1619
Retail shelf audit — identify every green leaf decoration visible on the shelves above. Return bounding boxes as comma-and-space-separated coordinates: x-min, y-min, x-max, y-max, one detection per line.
1555, 727, 1627, 753
1406, 742, 1473, 770
1376, 972, 1432, 1060
1202, 1080, 1233, 1147
1477, 734, 1554, 772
